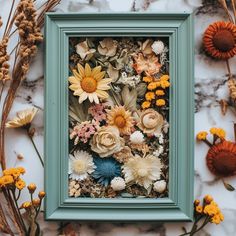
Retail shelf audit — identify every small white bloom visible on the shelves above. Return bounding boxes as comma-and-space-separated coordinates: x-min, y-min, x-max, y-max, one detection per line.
158, 133, 164, 144
153, 180, 167, 193
111, 177, 126, 191
163, 121, 169, 134
122, 72, 127, 78
151, 40, 165, 55
68, 151, 95, 181
153, 145, 164, 157
130, 131, 144, 144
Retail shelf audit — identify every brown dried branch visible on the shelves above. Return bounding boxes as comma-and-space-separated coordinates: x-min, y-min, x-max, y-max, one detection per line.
231, 0, 236, 23
218, 0, 234, 23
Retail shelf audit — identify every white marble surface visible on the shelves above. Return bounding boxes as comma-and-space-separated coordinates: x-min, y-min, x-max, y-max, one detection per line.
1, 0, 236, 235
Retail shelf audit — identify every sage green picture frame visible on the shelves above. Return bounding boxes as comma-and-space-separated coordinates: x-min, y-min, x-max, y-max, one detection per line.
45, 13, 194, 221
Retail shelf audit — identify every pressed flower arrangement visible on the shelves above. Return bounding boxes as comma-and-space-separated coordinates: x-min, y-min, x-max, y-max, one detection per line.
68, 37, 170, 198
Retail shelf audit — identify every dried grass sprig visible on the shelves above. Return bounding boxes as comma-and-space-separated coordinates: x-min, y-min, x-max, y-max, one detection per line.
218, 0, 235, 23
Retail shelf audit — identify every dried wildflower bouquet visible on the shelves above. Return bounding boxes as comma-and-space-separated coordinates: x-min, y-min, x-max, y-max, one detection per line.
68, 37, 170, 198
0, 0, 60, 235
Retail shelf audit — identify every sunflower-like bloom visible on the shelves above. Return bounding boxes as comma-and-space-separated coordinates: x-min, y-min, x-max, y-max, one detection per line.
203, 21, 236, 60
68, 63, 112, 104
69, 151, 95, 181
107, 106, 134, 135
92, 157, 121, 186
122, 154, 163, 189
6, 108, 38, 128
206, 140, 236, 177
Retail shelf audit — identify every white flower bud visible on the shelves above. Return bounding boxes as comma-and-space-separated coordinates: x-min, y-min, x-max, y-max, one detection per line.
111, 177, 126, 191
153, 180, 167, 193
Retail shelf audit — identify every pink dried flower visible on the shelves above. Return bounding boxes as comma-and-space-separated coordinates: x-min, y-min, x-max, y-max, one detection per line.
88, 103, 108, 122
70, 120, 98, 144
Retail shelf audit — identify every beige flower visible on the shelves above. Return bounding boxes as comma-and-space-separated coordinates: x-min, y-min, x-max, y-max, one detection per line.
76, 40, 96, 60
111, 177, 126, 191
138, 108, 164, 135
98, 38, 118, 57
122, 154, 163, 189
107, 106, 134, 135
6, 108, 38, 128
153, 180, 167, 193
141, 39, 153, 55
113, 146, 133, 163
132, 53, 161, 76
90, 126, 124, 157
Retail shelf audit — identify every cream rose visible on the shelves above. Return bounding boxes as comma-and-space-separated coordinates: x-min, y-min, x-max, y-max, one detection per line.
90, 126, 124, 157
138, 109, 164, 135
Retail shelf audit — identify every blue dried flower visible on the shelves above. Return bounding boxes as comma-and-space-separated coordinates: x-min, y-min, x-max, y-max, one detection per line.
92, 157, 121, 186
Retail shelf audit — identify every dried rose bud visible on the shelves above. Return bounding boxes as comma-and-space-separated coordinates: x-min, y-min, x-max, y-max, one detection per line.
27, 183, 36, 193
38, 191, 46, 199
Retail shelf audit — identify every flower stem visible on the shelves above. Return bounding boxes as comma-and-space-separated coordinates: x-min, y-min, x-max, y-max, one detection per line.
28, 135, 44, 167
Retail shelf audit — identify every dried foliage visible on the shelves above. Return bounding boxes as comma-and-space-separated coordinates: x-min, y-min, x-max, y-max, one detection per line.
0, 1, 60, 235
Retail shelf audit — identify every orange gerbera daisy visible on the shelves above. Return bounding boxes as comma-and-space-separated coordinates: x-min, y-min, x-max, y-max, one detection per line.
107, 106, 134, 135
206, 140, 236, 177
203, 21, 236, 60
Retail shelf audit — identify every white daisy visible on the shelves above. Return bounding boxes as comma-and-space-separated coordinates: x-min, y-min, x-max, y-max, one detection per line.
68, 151, 95, 181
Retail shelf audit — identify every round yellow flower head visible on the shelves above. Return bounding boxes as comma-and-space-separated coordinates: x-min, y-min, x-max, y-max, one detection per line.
204, 201, 220, 216
27, 183, 37, 193
160, 75, 169, 81
210, 127, 226, 139
156, 99, 166, 107
17, 167, 25, 174
196, 131, 208, 141
141, 101, 151, 109
156, 90, 165, 96
211, 212, 224, 224
147, 82, 159, 90
38, 191, 46, 199
145, 92, 155, 101
20, 201, 31, 209
160, 80, 170, 89
195, 205, 203, 214
194, 199, 200, 206
204, 194, 213, 204
143, 77, 153, 83
15, 179, 26, 190
0, 175, 14, 187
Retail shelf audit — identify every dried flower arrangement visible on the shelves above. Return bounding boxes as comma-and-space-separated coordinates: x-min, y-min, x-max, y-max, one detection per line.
179, 195, 224, 236
0, 0, 60, 235
68, 37, 170, 198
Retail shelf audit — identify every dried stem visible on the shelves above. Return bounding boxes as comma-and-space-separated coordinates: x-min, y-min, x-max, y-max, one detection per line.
231, 0, 236, 23
218, 0, 234, 23
3, 0, 16, 37
226, 59, 232, 80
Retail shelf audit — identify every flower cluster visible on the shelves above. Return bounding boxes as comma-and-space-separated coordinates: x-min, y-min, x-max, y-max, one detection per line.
68, 37, 169, 198
194, 195, 224, 225
142, 75, 170, 109
0, 167, 26, 189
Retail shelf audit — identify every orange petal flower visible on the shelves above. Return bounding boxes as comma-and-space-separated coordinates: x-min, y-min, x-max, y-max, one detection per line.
206, 140, 236, 177
203, 21, 236, 60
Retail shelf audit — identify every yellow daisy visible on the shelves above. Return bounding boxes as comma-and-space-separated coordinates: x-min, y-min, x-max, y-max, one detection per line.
107, 106, 134, 135
6, 108, 38, 128
68, 63, 112, 104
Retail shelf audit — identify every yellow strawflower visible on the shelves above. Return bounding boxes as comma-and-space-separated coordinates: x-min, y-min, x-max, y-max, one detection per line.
196, 131, 208, 141
145, 92, 155, 101
156, 99, 165, 106
160, 80, 170, 89
141, 101, 151, 109
156, 90, 165, 96
143, 77, 153, 83
147, 82, 159, 90
0, 175, 14, 187
210, 127, 226, 139
160, 75, 169, 81
15, 179, 26, 190
195, 205, 203, 213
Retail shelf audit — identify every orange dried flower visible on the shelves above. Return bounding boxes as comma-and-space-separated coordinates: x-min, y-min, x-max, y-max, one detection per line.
27, 183, 36, 193
206, 140, 236, 177
38, 191, 46, 199
203, 21, 236, 60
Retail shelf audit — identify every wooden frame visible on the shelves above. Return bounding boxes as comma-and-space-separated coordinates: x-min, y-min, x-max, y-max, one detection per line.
45, 13, 194, 221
